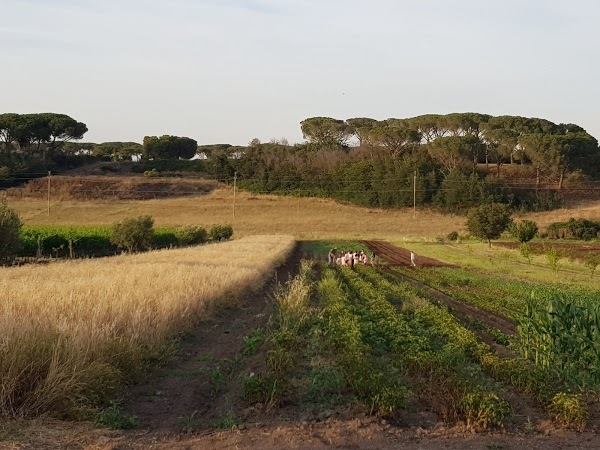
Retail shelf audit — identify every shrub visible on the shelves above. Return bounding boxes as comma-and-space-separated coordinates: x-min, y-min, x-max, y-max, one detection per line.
174, 226, 208, 246
110, 215, 154, 253
446, 231, 459, 241
519, 243, 533, 264
460, 392, 510, 429
509, 220, 538, 243
546, 249, 560, 274
96, 400, 138, 430
548, 393, 587, 431
210, 224, 233, 241
0, 201, 22, 261
466, 203, 513, 248
301, 367, 344, 406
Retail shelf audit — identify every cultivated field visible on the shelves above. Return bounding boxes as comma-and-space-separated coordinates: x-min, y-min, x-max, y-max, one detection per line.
2, 182, 600, 449
0, 235, 295, 418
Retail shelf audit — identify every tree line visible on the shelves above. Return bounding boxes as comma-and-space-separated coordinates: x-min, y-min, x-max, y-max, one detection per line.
1, 111, 599, 212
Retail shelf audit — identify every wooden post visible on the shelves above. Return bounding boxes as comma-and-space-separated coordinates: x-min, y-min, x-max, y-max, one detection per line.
47, 171, 51, 216
413, 170, 417, 218
232, 171, 237, 218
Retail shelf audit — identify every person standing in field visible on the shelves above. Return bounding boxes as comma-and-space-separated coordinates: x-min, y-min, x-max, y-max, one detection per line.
328, 248, 336, 266
410, 250, 417, 267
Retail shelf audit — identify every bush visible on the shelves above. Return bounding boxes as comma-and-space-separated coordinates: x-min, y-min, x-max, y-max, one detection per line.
509, 220, 538, 243
548, 393, 587, 431
547, 218, 600, 240
466, 203, 513, 248
460, 392, 510, 429
0, 201, 22, 261
110, 215, 154, 253
174, 226, 208, 246
446, 231, 459, 241
210, 224, 233, 242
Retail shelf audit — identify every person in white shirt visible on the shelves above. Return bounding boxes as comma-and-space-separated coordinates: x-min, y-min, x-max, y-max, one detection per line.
410, 250, 417, 267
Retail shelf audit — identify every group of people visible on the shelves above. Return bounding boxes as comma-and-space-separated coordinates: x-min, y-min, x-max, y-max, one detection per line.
327, 247, 418, 267
328, 249, 375, 267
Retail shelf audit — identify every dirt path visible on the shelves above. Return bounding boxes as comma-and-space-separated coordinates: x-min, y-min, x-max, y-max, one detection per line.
361, 240, 456, 268
121, 245, 301, 432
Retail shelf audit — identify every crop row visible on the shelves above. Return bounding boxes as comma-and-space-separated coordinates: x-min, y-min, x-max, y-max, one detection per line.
392, 266, 600, 320
375, 266, 590, 429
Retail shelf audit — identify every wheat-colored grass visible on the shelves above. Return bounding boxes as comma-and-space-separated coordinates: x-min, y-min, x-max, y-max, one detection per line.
8, 187, 600, 240
7, 188, 467, 239
0, 235, 295, 417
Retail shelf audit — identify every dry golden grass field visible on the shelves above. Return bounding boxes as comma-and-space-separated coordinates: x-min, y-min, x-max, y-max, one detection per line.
8, 185, 599, 240
0, 235, 295, 418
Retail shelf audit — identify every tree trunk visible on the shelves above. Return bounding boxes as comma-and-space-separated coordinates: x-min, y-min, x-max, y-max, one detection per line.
558, 169, 564, 189
536, 167, 540, 191
488, 239, 492, 249
496, 162, 501, 178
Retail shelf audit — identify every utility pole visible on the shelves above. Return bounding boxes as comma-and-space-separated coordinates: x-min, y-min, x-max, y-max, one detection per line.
232, 171, 237, 218
47, 171, 51, 216
413, 170, 417, 218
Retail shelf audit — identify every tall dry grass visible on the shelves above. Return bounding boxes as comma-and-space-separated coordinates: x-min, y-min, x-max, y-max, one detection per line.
0, 235, 295, 418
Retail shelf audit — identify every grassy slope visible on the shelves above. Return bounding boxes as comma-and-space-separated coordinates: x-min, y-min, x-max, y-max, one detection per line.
398, 240, 598, 288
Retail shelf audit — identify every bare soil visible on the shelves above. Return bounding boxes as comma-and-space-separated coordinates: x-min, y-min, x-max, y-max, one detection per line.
361, 240, 457, 268
6, 175, 219, 200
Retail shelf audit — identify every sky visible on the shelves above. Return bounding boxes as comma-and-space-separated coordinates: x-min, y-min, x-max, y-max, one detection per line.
2, 0, 599, 145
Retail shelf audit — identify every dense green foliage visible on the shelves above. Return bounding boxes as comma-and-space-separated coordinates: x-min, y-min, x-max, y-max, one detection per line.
143, 135, 197, 160
0, 201, 22, 260
547, 218, 600, 240
517, 295, 600, 391
18, 224, 232, 258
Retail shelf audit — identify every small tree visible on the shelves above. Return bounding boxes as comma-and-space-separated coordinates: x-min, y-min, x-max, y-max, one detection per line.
110, 215, 154, 253
520, 243, 533, 264
509, 220, 538, 243
0, 201, 22, 261
546, 249, 561, 274
466, 203, 513, 248
584, 253, 600, 278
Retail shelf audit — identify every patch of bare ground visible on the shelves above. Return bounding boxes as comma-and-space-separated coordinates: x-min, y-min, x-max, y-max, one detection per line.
9, 418, 600, 449
5, 175, 219, 200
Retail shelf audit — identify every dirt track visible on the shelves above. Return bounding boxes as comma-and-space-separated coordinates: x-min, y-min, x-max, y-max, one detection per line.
361, 240, 456, 268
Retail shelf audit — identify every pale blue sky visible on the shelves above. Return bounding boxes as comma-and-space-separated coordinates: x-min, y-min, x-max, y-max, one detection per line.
2, 0, 599, 144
